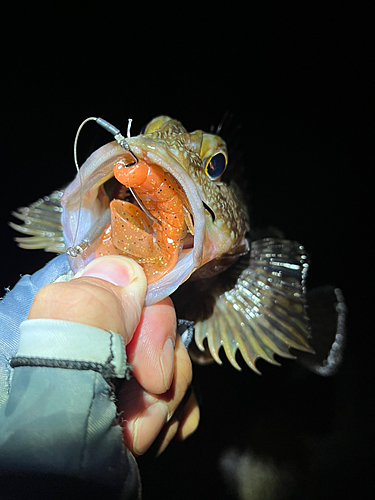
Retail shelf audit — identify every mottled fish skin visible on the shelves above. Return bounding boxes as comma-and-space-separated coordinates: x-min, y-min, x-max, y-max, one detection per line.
132, 117, 250, 269
10, 116, 345, 374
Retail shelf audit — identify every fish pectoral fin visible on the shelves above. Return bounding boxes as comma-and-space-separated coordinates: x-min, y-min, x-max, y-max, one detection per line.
9, 190, 65, 253
194, 238, 314, 373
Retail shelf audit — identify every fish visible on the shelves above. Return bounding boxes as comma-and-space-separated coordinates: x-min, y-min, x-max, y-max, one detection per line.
9, 115, 346, 374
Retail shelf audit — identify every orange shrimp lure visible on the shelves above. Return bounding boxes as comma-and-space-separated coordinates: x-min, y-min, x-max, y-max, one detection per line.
95, 159, 192, 283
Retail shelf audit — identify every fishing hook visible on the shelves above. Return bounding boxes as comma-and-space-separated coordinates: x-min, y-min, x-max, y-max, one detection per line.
96, 118, 160, 225
66, 116, 159, 259
95, 117, 139, 167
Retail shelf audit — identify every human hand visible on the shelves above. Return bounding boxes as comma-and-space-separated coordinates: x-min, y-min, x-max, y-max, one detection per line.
28, 255, 199, 456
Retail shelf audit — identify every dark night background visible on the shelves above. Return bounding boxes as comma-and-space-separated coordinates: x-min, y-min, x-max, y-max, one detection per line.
1, 2, 373, 499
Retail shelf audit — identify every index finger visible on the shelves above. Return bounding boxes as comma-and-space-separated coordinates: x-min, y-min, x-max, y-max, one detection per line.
126, 297, 177, 395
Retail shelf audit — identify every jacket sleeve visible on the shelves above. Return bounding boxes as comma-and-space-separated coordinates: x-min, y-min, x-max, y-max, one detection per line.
0, 256, 141, 499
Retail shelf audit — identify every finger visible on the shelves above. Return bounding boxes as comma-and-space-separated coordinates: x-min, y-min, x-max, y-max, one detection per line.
28, 256, 147, 344
176, 389, 200, 441
126, 297, 177, 394
118, 335, 193, 455
155, 389, 200, 456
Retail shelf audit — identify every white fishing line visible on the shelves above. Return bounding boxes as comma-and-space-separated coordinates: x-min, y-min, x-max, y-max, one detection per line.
70, 117, 97, 253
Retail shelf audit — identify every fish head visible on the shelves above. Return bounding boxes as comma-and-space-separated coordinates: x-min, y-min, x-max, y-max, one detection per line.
137, 117, 249, 266
61, 116, 249, 305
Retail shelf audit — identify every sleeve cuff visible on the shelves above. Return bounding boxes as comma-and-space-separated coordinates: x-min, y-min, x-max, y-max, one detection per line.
11, 319, 130, 379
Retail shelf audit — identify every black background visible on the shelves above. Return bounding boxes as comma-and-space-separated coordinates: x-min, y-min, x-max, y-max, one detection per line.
1, 2, 373, 499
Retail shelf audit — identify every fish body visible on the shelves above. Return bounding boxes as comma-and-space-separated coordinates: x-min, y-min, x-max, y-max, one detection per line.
10, 116, 346, 374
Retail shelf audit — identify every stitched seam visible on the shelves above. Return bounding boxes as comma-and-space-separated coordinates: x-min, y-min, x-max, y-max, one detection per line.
108, 332, 114, 365
101, 332, 116, 378
80, 371, 98, 473
108, 332, 133, 380
10, 356, 116, 378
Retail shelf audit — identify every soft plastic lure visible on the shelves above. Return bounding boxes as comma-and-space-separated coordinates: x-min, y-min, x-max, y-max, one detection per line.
97, 157, 195, 283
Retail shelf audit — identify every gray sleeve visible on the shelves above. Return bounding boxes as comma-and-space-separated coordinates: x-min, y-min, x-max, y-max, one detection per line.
0, 320, 141, 499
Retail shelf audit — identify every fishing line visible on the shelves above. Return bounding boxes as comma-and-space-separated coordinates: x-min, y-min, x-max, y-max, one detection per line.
68, 117, 97, 257
66, 116, 142, 258
96, 118, 160, 225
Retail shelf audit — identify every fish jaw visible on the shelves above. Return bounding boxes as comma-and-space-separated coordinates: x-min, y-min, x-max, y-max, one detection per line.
61, 137, 206, 306
61, 142, 124, 247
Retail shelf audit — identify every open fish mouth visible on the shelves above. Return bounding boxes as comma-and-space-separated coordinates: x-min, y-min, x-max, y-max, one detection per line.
61, 136, 206, 306
105, 176, 196, 252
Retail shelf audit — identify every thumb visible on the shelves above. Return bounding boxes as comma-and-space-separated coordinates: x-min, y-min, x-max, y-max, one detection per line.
73, 256, 148, 341
29, 256, 147, 344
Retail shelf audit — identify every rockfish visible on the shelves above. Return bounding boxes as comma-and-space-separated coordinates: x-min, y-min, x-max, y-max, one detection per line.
10, 116, 346, 374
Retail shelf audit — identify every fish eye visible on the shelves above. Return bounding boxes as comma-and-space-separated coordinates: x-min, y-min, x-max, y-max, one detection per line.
204, 152, 227, 180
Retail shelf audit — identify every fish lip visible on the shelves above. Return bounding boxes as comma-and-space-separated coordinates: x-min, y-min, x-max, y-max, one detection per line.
61, 137, 206, 305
